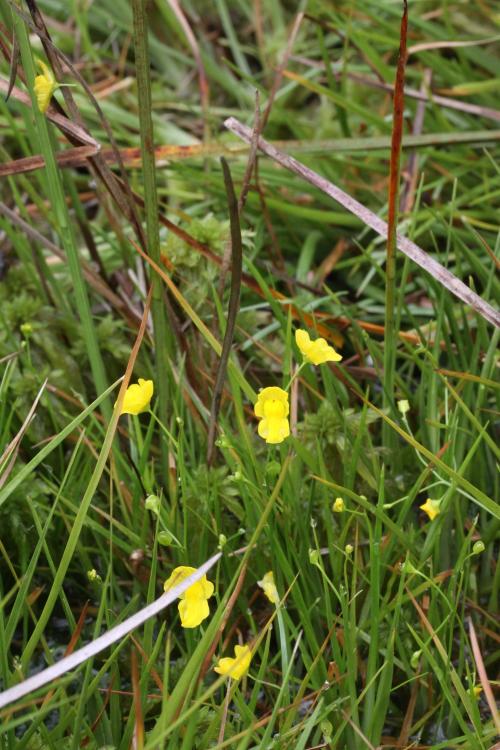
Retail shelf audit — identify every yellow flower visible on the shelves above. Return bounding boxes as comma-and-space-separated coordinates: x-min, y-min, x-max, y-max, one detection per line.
258, 571, 280, 604
119, 378, 154, 415
295, 329, 342, 366
254, 387, 290, 444
164, 565, 214, 629
332, 497, 345, 513
214, 644, 252, 681
34, 60, 58, 113
420, 498, 442, 521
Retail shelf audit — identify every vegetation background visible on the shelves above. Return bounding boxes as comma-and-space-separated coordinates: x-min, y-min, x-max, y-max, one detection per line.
0, 0, 498, 748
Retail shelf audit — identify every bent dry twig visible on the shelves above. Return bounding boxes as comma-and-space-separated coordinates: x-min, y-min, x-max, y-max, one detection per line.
0, 553, 221, 712
223, 117, 500, 329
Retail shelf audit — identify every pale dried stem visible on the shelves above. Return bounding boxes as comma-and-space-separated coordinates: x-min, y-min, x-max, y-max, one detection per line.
224, 117, 500, 328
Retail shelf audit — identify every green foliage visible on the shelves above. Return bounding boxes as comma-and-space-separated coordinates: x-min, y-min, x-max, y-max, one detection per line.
164, 214, 229, 309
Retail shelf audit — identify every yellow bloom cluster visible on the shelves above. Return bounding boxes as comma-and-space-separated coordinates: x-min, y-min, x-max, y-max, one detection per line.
163, 565, 253, 681
253, 328, 342, 445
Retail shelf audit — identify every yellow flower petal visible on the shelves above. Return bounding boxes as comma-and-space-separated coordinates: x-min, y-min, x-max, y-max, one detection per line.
254, 387, 290, 444
420, 498, 441, 521
34, 60, 57, 113
254, 387, 289, 418
257, 571, 280, 604
214, 644, 252, 680
164, 565, 197, 590
119, 378, 154, 415
295, 328, 342, 366
257, 415, 290, 444
178, 596, 210, 628
295, 328, 311, 353
164, 565, 214, 629
164, 565, 214, 601
184, 576, 215, 601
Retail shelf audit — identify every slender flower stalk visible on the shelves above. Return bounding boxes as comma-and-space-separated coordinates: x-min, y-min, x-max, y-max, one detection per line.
284, 361, 307, 392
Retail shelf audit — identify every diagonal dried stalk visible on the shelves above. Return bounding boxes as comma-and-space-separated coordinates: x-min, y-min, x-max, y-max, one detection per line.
286, 65, 500, 124
224, 117, 500, 328
0, 202, 139, 326
217, 93, 261, 298
5, 27, 19, 101
0, 379, 47, 488
2, 98, 498, 177
7, 0, 146, 247
0, 78, 98, 145
0, 553, 221, 712
0, 145, 99, 177
218, 11, 304, 290
260, 11, 305, 131
468, 617, 500, 733
400, 68, 431, 213
167, 0, 210, 142
41, 601, 90, 709
131, 649, 145, 749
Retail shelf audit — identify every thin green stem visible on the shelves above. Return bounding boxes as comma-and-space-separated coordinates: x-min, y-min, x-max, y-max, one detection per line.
148, 409, 179, 448
284, 360, 307, 391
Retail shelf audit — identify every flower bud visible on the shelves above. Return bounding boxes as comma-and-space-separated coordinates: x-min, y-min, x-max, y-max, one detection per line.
145, 494, 161, 515
309, 549, 320, 565
397, 399, 410, 415
158, 531, 173, 546
410, 650, 421, 669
